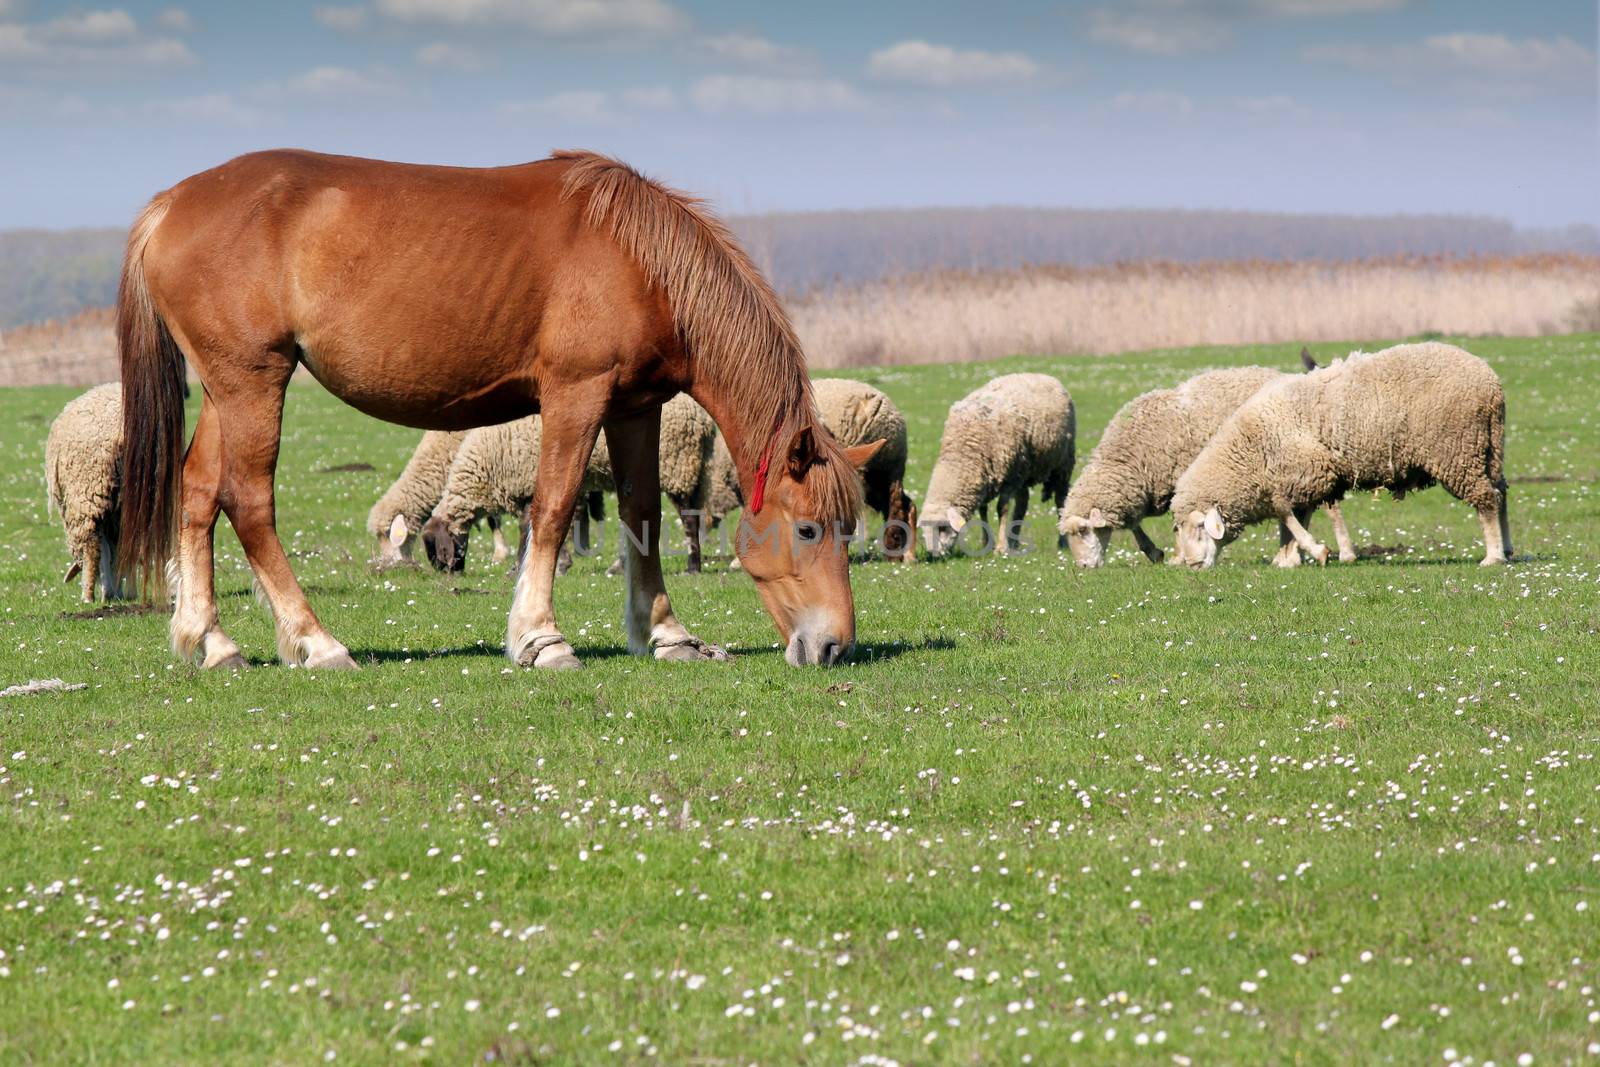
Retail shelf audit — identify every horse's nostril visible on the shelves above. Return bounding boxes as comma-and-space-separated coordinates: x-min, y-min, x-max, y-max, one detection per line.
819, 639, 845, 666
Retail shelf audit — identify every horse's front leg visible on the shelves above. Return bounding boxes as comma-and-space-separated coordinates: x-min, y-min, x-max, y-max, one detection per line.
505, 402, 604, 671
605, 409, 729, 663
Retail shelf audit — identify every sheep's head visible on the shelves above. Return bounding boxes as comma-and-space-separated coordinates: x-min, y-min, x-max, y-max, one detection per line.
372, 514, 418, 568
1060, 507, 1114, 568
919, 506, 967, 557
420, 515, 468, 573
1174, 506, 1228, 568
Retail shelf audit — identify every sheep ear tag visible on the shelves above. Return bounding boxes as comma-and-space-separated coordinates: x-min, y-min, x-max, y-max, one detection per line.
389, 514, 409, 547
946, 507, 967, 533
1203, 507, 1225, 540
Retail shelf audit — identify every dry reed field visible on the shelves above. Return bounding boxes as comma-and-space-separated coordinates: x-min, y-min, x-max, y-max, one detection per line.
792, 254, 1600, 368
3, 255, 1597, 385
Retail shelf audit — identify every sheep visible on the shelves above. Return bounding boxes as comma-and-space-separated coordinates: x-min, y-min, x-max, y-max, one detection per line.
421, 394, 718, 575
366, 430, 512, 568
1171, 341, 1510, 568
921, 373, 1076, 557
44, 382, 127, 602
706, 378, 917, 562
1059, 363, 1355, 568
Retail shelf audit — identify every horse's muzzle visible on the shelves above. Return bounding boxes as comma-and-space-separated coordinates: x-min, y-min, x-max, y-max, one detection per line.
785, 631, 851, 667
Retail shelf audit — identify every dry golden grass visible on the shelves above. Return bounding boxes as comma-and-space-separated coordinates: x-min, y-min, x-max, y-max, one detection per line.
791, 255, 1600, 367
3, 256, 1597, 384
0, 307, 116, 386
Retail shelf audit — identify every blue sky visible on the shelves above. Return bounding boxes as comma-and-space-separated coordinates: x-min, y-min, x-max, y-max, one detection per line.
2, 0, 1595, 229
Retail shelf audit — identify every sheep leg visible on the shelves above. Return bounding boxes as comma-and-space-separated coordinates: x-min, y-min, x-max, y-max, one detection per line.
505, 395, 606, 671
1281, 508, 1329, 566
1325, 502, 1357, 563
992, 496, 1011, 556
1476, 506, 1506, 566
80, 528, 101, 603
214, 361, 356, 670
1008, 490, 1029, 554
488, 513, 511, 563
1496, 489, 1514, 561
605, 408, 727, 662
1129, 522, 1165, 564
678, 504, 703, 575
170, 394, 246, 669
1271, 521, 1301, 568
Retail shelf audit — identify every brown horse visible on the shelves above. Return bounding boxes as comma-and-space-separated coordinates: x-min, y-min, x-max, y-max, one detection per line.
116, 149, 881, 670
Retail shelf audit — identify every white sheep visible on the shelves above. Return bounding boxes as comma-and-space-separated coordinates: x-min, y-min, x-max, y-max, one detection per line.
366, 430, 512, 567
1059, 364, 1355, 568
45, 382, 128, 602
1172, 341, 1510, 568
706, 377, 917, 562
422, 394, 718, 575
921, 373, 1076, 557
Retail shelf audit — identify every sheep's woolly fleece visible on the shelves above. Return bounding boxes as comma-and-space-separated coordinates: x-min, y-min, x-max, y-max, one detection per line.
44, 382, 123, 602
923, 372, 1076, 530
1172, 341, 1508, 561
430, 394, 718, 536
366, 429, 468, 548
1063, 365, 1283, 531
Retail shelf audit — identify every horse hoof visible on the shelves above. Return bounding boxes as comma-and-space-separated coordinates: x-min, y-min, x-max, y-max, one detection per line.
655, 640, 730, 663
516, 637, 583, 670
306, 649, 359, 670
605, 560, 624, 578
204, 650, 247, 670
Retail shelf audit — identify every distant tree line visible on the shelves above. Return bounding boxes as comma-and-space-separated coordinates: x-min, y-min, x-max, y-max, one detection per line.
3, 210, 1597, 329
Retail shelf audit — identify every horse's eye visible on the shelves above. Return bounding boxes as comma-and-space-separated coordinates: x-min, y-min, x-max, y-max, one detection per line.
796, 521, 823, 544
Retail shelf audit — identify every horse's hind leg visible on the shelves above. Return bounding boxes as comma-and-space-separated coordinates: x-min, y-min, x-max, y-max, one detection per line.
213, 364, 356, 668
171, 395, 246, 668
606, 408, 727, 662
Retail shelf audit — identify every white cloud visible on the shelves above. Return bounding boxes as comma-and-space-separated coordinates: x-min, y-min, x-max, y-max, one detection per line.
156, 8, 194, 32
1109, 89, 1195, 115
0, 9, 195, 68
1306, 33, 1595, 94
285, 65, 402, 97
689, 74, 864, 115
699, 31, 812, 72
502, 85, 675, 123
372, 0, 686, 36
866, 39, 1042, 86
313, 5, 370, 31
1233, 93, 1296, 114
1086, 9, 1230, 56
415, 41, 485, 69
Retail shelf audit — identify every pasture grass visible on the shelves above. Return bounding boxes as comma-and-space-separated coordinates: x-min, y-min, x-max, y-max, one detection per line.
1, 335, 1597, 1065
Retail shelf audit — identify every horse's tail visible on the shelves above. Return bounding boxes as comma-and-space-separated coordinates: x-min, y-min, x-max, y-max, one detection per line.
116, 193, 185, 598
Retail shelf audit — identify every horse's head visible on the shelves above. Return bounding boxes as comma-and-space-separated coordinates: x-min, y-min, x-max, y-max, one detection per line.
737, 427, 883, 666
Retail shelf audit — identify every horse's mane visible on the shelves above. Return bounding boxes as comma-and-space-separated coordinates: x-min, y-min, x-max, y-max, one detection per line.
555, 149, 859, 522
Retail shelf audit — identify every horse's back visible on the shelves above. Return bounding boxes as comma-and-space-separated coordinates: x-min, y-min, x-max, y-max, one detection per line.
140, 150, 678, 430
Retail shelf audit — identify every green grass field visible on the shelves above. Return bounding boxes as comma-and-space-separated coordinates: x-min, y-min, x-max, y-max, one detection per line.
2, 335, 1597, 1065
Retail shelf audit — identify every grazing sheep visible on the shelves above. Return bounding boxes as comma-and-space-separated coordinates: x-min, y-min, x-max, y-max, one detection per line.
1171, 342, 1510, 568
921, 373, 1076, 557
1059, 364, 1355, 568
366, 430, 511, 567
422, 394, 718, 575
45, 382, 127, 602
706, 378, 916, 562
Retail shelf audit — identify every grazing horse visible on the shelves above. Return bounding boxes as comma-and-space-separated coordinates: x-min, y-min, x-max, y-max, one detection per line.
116, 149, 880, 670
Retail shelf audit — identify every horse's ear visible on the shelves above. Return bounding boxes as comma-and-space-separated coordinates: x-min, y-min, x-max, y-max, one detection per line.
842, 438, 886, 470
786, 425, 818, 478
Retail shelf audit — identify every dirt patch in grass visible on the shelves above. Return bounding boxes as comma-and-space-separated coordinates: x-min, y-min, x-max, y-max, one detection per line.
317, 462, 377, 473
